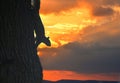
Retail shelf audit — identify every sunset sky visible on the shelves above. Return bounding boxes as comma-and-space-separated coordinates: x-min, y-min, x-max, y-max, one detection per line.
37, 0, 120, 81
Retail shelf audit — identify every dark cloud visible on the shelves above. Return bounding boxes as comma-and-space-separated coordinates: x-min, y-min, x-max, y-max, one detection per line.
92, 7, 114, 16
85, 0, 120, 6
102, 0, 120, 6
39, 41, 120, 74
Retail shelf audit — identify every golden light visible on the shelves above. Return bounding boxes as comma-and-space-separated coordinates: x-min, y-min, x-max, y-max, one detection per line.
39, 6, 97, 48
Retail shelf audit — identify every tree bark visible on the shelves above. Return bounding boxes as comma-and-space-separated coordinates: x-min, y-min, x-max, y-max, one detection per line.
0, 0, 43, 83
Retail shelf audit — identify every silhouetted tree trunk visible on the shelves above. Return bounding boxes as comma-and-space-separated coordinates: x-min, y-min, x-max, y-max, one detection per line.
0, 0, 43, 83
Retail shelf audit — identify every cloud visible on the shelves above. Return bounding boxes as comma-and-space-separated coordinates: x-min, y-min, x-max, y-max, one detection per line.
92, 7, 114, 16
38, 17, 120, 74
40, 0, 120, 15
39, 41, 120, 74
40, 0, 79, 14
38, 0, 120, 75
81, 17, 120, 46
84, 0, 120, 6
102, 0, 120, 6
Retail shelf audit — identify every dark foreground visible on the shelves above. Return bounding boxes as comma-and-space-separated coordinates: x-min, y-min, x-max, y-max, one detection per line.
43, 80, 119, 83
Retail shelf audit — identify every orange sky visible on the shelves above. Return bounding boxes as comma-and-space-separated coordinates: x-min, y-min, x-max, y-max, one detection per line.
37, 0, 120, 81
43, 70, 119, 81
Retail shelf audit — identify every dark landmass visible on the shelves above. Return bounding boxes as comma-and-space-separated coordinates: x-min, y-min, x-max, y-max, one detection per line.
43, 80, 119, 83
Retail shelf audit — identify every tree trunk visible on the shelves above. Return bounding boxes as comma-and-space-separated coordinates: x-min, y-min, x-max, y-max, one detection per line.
0, 0, 43, 83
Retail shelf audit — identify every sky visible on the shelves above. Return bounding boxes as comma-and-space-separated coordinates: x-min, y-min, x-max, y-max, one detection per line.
37, 0, 120, 81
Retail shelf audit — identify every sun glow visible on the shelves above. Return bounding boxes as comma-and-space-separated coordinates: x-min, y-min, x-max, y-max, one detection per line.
39, 7, 97, 48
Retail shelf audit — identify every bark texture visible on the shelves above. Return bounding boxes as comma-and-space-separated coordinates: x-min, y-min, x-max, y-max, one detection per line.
0, 0, 43, 83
